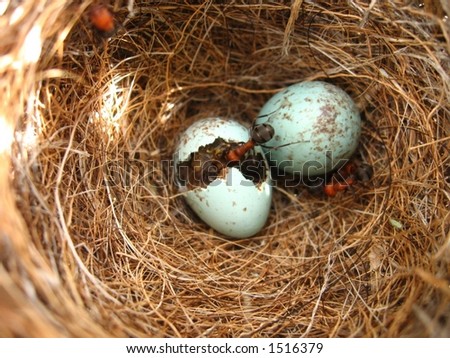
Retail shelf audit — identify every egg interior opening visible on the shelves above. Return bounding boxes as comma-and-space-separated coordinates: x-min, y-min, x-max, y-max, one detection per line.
176, 137, 268, 190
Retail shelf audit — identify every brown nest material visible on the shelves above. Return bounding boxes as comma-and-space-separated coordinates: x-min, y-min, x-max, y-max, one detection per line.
1, 0, 449, 337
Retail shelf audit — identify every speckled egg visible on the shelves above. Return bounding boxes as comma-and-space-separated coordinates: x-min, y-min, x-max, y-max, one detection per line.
173, 117, 272, 238
256, 81, 361, 176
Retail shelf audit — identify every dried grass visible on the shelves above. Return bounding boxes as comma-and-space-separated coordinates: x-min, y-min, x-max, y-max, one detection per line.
0, 0, 449, 337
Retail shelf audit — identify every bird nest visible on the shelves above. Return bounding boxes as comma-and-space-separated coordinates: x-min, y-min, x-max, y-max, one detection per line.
0, 0, 449, 337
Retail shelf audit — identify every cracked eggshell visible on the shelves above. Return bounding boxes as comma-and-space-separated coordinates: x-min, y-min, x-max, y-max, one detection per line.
256, 81, 361, 176
173, 117, 272, 238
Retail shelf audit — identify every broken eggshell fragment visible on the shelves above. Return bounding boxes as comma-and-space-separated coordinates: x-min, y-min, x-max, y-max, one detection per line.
173, 117, 272, 238
256, 81, 361, 176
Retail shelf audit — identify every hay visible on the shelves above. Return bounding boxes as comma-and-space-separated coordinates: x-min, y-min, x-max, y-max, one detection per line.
0, 0, 449, 337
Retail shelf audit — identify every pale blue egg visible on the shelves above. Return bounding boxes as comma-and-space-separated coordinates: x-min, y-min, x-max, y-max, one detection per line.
173, 118, 272, 238
256, 81, 361, 176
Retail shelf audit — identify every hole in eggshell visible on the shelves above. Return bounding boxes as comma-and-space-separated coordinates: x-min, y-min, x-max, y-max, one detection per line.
176, 137, 268, 189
